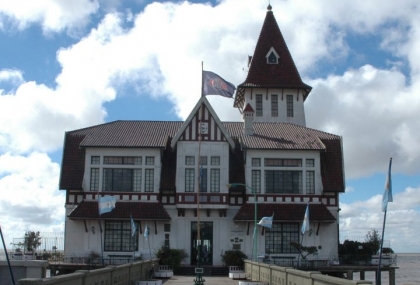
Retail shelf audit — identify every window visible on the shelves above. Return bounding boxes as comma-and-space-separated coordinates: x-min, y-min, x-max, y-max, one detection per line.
306, 171, 315, 194
200, 168, 207, 192
211, 156, 220, 166
265, 158, 302, 167
200, 156, 207, 166
256, 94, 263, 117
252, 170, 261, 193
104, 221, 138, 252
265, 170, 302, 193
90, 168, 99, 191
271, 95, 278, 117
91, 156, 100, 164
103, 169, 141, 192
286, 95, 293, 117
210, 169, 220, 192
185, 169, 195, 192
164, 224, 171, 232
252, 158, 261, 167
265, 223, 299, 254
145, 157, 154, 165
306, 159, 315, 167
104, 156, 141, 165
267, 52, 278, 64
164, 224, 171, 248
144, 169, 154, 192
186, 156, 195, 165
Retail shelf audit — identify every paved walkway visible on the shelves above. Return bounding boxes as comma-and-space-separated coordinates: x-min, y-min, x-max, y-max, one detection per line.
162, 276, 241, 285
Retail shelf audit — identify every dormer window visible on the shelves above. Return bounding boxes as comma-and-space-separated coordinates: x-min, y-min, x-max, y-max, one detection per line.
266, 47, 279, 64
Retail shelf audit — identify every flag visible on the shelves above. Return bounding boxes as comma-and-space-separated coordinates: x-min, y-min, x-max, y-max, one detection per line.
98, 195, 116, 215
202, 70, 236, 98
382, 158, 393, 212
144, 224, 149, 240
258, 214, 273, 229
301, 203, 309, 235
130, 215, 137, 237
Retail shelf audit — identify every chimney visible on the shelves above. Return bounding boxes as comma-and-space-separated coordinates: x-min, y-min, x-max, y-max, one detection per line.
243, 103, 254, 135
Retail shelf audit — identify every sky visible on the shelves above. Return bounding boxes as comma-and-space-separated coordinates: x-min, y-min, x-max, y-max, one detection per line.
0, 0, 419, 254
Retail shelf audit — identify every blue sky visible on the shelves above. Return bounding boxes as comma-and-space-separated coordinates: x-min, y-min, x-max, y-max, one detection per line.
1, 0, 420, 253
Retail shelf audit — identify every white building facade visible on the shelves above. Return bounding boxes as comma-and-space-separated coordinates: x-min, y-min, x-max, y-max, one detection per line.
59, 6, 345, 267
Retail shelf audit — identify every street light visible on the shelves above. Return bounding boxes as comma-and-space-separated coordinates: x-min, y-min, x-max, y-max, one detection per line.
227, 183, 258, 262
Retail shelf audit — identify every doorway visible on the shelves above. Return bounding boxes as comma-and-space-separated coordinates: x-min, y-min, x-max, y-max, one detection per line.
191, 221, 213, 265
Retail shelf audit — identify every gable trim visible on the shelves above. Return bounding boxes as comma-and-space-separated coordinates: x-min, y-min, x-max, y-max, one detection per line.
171, 97, 235, 149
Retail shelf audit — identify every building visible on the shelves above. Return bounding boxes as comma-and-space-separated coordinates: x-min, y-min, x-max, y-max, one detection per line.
59, 5, 345, 267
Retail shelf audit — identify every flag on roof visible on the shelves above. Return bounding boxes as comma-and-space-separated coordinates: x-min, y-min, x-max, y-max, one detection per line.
130, 215, 137, 237
301, 203, 309, 235
382, 158, 393, 212
98, 195, 116, 215
258, 214, 273, 229
202, 70, 236, 98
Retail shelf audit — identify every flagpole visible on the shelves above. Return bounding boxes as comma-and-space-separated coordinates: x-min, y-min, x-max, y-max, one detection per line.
201, 61, 204, 97
0, 226, 15, 285
377, 157, 393, 285
297, 233, 304, 268
99, 216, 104, 266
194, 62, 205, 285
377, 209, 387, 285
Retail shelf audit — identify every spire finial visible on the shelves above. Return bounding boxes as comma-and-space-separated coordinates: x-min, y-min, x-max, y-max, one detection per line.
267, 4, 272, 11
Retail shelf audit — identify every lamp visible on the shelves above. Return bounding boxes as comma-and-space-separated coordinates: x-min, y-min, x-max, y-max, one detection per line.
227, 183, 258, 262
91, 226, 95, 234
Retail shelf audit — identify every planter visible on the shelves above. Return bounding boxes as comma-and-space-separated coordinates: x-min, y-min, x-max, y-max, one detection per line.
238, 281, 268, 285
229, 266, 247, 280
136, 280, 162, 285
154, 265, 173, 278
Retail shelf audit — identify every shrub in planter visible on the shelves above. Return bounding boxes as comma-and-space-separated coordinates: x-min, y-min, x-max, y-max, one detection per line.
221, 250, 247, 267
155, 246, 188, 269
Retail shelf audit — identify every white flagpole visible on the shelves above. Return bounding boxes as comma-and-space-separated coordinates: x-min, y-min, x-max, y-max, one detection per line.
377, 157, 393, 285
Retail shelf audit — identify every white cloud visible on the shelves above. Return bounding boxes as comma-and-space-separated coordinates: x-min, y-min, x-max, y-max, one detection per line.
306, 64, 420, 178
0, 152, 65, 246
0, 69, 24, 85
340, 186, 420, 253
0, 0, 99, 34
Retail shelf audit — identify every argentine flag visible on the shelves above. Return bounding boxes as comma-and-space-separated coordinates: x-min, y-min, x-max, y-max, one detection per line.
382, 158, 393, 212
98, 195, 116, 215
301, 203, 309, 235
258, 214, 274, 229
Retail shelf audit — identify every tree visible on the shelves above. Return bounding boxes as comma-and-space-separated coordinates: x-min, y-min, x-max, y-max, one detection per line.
289, 241, 318, 259
365, 229, 381, 255
24, 231, 42, 252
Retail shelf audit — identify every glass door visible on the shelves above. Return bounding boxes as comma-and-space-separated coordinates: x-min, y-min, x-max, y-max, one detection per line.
191, 221, 213, 265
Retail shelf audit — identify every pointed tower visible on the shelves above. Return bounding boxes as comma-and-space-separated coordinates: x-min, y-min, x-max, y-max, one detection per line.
234, 5, 312, 126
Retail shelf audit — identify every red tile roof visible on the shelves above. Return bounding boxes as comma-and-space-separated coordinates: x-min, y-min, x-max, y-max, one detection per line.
68, 201, 171, 220
60, 121, 344, 193
233, 203, 336, 222
234, 8, 312, 109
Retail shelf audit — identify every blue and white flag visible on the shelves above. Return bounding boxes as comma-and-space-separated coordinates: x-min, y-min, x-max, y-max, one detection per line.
382, 158, 393, 212
301, 203, 309, 235
144, 224, 149, 240
202, 70, 236, 98
98, 195, 116, 215
130, 215, 137, 237
258, 214, 273, 229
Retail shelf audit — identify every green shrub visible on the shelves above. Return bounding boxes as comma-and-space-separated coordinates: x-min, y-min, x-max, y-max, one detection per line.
155, 246, 188, 269
221, 250, 247, 266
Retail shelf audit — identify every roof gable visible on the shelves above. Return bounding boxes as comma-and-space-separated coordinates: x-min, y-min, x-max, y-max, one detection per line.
171, 96, 235, 149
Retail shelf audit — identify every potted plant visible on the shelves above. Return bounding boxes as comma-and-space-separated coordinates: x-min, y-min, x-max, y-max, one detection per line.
155, 245, 188, 270
221, 250, 247, 267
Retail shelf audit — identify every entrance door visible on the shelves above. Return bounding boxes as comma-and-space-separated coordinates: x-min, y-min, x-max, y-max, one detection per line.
191, 222, 213, 265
